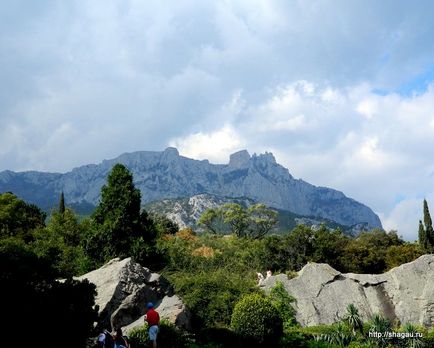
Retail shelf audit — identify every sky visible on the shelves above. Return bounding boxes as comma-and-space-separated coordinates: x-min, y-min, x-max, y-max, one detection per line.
1, 0, 434, 240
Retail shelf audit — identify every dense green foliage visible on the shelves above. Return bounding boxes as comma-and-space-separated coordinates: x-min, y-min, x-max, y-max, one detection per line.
128, 321, 190, 348
32, 208, 91, 277
0, 238, 97, 347
269, 281, 297, 329
160, 231, 262, 328
0, 192, 46, 242
128, 323, 150, 347
198, 203, 278, 238
86, 163, 158, 265
230, 293, 283, 346
261, 225, 421, 274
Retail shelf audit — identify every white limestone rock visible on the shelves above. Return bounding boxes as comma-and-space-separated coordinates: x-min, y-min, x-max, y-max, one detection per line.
261, 255, 434, 328
77, 258, 190, 331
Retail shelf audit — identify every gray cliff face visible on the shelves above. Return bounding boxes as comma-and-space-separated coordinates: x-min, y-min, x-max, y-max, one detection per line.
0, 148, 381, 229
261, 255, 434, 328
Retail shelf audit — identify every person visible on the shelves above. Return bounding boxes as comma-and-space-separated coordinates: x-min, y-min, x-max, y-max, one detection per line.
114, 328, 129, 348
145, 302, 160, 348
257, 272, 265, 285
266, 269, 273, 278
97, 329, 114, 348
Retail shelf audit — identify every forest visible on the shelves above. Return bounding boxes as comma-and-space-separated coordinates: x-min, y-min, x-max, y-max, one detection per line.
1, 163, 433, 348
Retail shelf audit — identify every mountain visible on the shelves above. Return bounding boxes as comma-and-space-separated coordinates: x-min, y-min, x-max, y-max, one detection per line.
0, 147, 382, 229
144, 193, 364, 236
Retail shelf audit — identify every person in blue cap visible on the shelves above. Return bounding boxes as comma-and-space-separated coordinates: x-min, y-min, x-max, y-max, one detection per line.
144, 302, 160, 348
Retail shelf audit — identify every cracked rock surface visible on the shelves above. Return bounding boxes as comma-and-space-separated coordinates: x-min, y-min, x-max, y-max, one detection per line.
261, 255, 434, 327
77, 257, 191, 331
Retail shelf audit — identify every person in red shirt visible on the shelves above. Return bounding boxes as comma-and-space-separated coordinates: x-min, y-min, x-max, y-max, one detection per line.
145, 302, 160, 348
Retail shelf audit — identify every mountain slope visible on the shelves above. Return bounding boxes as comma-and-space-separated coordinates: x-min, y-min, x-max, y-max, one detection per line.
144, 193, 364, 236
0, 147, 382, 229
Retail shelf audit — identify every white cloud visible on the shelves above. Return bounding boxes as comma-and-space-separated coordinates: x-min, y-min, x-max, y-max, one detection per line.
169, 125, 244, 163
173, 80, 434, 240
1, 1, 434, 239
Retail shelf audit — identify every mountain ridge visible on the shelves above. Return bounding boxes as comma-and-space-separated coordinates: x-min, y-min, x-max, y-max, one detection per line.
0, 147, 382, 229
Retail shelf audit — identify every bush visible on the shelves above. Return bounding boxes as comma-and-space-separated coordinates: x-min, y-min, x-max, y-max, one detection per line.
0, 239, 97, 347
128, 324, 149, 348
197, 327, 238, 347
127, 321, 190, 348
158, 319, 190, 348
268, 281, 297, 328
230, 293, 283, 347
167, 269, 258, 329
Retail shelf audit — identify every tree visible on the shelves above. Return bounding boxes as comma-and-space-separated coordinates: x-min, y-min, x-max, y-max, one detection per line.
89, 164, 143, 261
247, 204, 278, 239
150, 212, 179, 235
0, 192, 46, 243
385, 243, 423, 270
284, 225, 316, 271
59, 191, 65, 215
33, 208, 90, 277
423, 199, 434, 250
339, 229, 403, 274
222, 203, 250, 237
198, 208, 220, 234
87, 164, 158, 266
0, 238, 97, 347
419, 220, 428, 251
311, 225, 349, 270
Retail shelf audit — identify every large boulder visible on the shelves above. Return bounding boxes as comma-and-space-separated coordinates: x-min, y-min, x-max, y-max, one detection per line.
77, 258, 191, 331
261, 255, 434, 328
121, 294, 191, 334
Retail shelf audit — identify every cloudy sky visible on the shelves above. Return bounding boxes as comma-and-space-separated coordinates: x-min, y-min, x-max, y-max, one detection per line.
1, 1, 434, 239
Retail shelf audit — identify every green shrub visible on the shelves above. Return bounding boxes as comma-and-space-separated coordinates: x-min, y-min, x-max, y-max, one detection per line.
167, 268, 258, 329
127, 320, 190, 348
230, 293, 283, 346
268, 281, 297, 328
197, 327, 238, 347
128, 323, 148, 348
158, 319, 190, 348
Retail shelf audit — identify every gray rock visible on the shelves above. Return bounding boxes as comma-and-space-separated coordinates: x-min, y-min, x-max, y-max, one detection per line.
261, 255, 434, 328
121, 295, 191, 334
0, 148, 381, 230
77, 258, 190, 331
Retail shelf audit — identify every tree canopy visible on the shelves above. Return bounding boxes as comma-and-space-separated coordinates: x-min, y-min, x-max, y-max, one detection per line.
0, 192, 46, 242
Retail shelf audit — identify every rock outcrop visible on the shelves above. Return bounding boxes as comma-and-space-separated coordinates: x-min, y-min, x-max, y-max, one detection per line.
0, 148, 381, 230
261, 255, 434, 328
77, 258, 191, 331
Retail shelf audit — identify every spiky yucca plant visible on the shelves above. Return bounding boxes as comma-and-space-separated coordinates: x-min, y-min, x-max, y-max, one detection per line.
345, 303, 364, 335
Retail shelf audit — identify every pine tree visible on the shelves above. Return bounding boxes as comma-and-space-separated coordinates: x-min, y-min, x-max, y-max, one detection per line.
90, 164, 146, 261
418, 220, 427, 251
423, 199, 434, 251
59, 191, 65, 215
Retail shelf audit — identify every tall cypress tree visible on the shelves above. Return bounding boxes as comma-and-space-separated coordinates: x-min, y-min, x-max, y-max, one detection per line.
423, 199, 434, 251
59, 191, 65, 215
419, 220, 427, 251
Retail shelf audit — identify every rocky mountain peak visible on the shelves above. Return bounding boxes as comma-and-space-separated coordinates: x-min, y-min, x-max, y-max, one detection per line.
253, 151, 277, 164
229, 150, 251, 168
161, 147, 180, 161
0, 148, 382, 229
